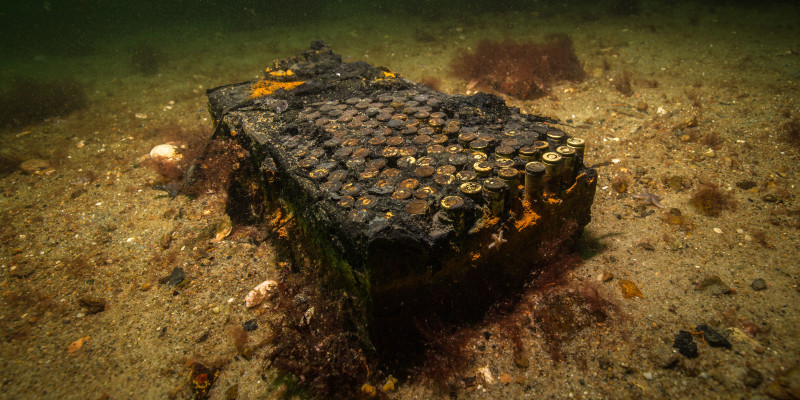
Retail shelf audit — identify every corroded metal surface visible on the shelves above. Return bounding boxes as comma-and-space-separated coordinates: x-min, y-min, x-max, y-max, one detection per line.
205, 41, 597, 346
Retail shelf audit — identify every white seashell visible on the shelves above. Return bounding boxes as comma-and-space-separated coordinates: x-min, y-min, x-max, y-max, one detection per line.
149, 144, 180, 161
244, 279, 278, 308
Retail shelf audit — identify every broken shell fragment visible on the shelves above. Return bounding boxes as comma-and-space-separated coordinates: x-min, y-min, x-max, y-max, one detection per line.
245, 279, 278, 308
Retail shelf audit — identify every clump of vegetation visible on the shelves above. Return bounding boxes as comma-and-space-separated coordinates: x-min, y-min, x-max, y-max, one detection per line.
690, 183, 736, 217
129, 43, 165, 76
613, 70, 633, 96
451, 34, 584, 100
700, 131, 724, 149
0, 78, 87, 130
780, 117, 800, 146
419, 75, 442, 91
142, 123, 211, 195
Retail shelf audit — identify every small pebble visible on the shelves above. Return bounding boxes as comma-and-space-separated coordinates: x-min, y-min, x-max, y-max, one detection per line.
150, 143, 180, 161
597, 271, 614, 282
743, 368, 763, 388
168, 267, 185, 287
750, 278, 767, 291
643, 372, 654, 380
243, 319, 258, 332
651, 345, 679, 369
713, 227, 723, 234
735, 180, 757, 190
78, 296, 106, 314
19, 158, 50, 174
764, 364, 800, 399
697, 275, 731, 296
673, 330, 698, 358
696, 324, 731, 348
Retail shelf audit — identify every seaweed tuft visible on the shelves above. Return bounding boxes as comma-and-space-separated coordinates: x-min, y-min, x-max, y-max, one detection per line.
452, 34, 584, 100
690, 183, 736, 217
0, 78, 86, 130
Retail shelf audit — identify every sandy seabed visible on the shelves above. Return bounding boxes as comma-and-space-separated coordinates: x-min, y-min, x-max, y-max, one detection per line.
1, 3, 799, 399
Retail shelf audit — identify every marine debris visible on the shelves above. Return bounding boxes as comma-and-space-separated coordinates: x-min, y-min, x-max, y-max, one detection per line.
193, 41, 598, 391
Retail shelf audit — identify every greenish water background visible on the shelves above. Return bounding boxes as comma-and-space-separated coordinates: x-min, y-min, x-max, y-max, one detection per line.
1, 0, 796, 83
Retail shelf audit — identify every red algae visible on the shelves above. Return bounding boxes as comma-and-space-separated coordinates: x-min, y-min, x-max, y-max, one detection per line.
451, 34, 584, 100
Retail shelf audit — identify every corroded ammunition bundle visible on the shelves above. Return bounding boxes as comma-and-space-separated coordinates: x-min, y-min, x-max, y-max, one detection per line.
524, 161, 546, 202
542, 152, 563, 197
202, 41, 597, 351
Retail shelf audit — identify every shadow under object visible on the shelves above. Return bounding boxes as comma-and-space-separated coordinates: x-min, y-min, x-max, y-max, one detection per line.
201, 41, 597, 352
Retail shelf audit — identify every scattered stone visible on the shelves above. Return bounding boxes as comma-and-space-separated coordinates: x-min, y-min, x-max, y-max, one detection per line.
212, 215, 233, 242
597, 271, 614, 282
638, 241, 655, 251
636, 102, 648, 112
735, 180, 757, 190
643, 371, 654, 380
696, 275, 731, 295
243, 319, 258, 332
78, 296, 106, 314
381, 376, 397, 393
10, 263, 37, 278
514, 352, 530, 369
499, 373, 512, 385
19, 158, 50, 174
651, 345, 679, 369
673, 330, 698, 358
477, 365, 494, 384
140, 282, 152, 291
361, 383, 377, 397
751, 278, 767, 291
665, 175, 687, 192
764, 364, 800, 399
696, 324, 731, 349
761, 193, 780, 203
159, 231, 173, 249
167, 267, 185, 287
225, 383, 239, 400
149, 143, 180, 161
245, 279, 278, 308
742, 368, 763, 388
